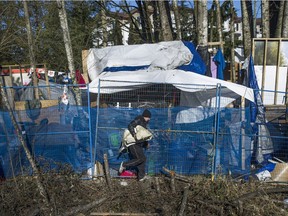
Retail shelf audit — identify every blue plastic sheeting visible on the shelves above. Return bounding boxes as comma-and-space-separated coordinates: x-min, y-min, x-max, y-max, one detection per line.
0, 105, 254, 179
0, 106, 91, 179
177, 41, 207, 75
94, 107, 253, 176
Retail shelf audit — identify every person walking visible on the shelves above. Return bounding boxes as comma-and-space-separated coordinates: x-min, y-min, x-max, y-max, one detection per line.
119, 109, 152, 181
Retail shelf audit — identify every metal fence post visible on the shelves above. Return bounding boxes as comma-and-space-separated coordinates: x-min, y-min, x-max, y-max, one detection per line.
212, 83, 221, 180
87, 83, 94, 178
92, 79, 101, 177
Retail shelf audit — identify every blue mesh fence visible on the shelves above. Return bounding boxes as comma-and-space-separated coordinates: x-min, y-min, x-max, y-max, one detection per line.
94, 106, 254, 177
0, 84, 92, 179
0, 83, 287, 180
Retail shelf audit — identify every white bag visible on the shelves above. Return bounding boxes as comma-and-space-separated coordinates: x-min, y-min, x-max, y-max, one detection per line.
119, 125, 153, 153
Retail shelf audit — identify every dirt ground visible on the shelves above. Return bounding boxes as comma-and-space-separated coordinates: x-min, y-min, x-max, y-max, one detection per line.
1, 167, 288, 216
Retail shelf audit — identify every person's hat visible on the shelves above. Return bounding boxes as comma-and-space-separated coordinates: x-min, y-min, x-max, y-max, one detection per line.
142, 109, 151, 118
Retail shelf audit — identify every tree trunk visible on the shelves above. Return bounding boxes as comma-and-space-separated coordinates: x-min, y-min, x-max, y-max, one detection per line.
172, 0, 182, 40
230, 0, 236, 83
261, 0, 270, 38
194, 0, 199, 42
100, 0, 108, 47
282, 1, 288, 38
56, 0, 82, 106
241, 0, 252, 59
209, 3, 215, 43
164, 1, 174, 38
23, 0, 39, 100
152, 1, 160, 42
143, 1, 153, 43
274, 0, 284, 38
158, 0, 173, 41
215, 0, 223, 52
196, 0, 210, 76
197, 0, 208, 45
136, 0, 147, 42
124, 0, 144, 42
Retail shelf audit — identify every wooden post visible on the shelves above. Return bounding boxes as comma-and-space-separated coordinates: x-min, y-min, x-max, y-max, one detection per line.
44, 64, 51, 99
170, 173, 176, 194
81, 49, 90, 84
103, 153, 111, 189
155, 177, 160, 195
178, 184, 190, 216
19, 65, 24, 86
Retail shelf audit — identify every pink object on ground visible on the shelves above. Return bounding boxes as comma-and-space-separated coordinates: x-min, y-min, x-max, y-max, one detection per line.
119, 170, 137, 177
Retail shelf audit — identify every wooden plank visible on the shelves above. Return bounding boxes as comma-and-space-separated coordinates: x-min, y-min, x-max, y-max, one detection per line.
44, 64, 51, 99
81, 49, 90, 84
207, 41, 225, 46
15, 100, 59, 111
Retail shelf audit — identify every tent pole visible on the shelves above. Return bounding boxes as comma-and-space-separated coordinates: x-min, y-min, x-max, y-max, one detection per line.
241, 96, 246, 170
93, 79, 101, 178
87, 83, 94, 178
212, 83, 221, 181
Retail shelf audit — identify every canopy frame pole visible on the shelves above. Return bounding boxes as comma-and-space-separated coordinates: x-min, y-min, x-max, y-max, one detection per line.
212, 83, 221, 181
93, 79, 101, 178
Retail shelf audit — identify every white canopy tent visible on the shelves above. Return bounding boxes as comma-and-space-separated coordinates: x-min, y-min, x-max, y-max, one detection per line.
86, 41, 255, 109
88, 69, 254, 104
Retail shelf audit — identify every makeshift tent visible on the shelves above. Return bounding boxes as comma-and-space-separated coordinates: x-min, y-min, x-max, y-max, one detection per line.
87, 41, 254, 104
86, 41, 256, 176
0, 41, 258, 179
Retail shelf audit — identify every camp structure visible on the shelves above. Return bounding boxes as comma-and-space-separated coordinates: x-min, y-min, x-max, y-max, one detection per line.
84, 40, 257, 176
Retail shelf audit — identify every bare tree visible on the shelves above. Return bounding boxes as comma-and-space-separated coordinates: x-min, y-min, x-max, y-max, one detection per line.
123, 0, 145, 42
172, 0, 182, 40
241, 0, 252, 59
197, 0, 208, 45
136, 0, 148, 42
261, 0, 270, 38
282, 1, 288, 38
152, 1, 160, 42
100, 0, 108, 47
158, 0, 173, 41
56, 0, 82, 106
142, 1, 153, 43
0, 2, 21, 54
215, 0, 223, 52
209, 2, 215, 43
275, 0, 284, 38
230, 0, 235, 83
23, 0, 39, 100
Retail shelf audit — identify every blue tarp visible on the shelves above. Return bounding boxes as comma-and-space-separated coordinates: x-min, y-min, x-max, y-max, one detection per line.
0, 105, 253, 178
177, 41, 207, 75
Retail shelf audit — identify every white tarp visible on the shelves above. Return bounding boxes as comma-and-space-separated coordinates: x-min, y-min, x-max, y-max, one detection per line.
87, 41, 255, 109
88, 69, 255, 103
87, 41, 192, 80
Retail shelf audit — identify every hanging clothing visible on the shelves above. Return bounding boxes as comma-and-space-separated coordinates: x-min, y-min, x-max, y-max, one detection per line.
213, 48, 226, 80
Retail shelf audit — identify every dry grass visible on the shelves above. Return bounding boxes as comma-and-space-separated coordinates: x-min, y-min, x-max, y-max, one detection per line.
1, 170, 288, 216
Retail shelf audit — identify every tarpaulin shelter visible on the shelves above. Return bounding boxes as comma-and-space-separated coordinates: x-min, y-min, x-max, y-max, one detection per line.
0, 41, 258, 179
85, 41, 256, 176
87, 41, 254, 108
